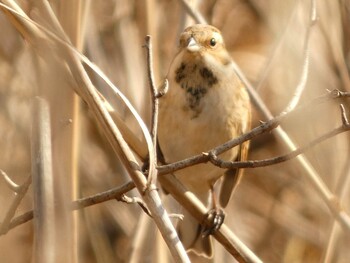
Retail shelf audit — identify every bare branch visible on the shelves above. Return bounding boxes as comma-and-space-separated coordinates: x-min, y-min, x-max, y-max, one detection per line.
117, 194, 152, 217
144, 35, 159, 185
0, 169, 21, 192
219, 0, 350, 235
4, 181, 136, 234
7, 211, 34, 232
71, 181, 135, 210
0, 174, 31, 235
207, 110, 350, 169
157, 91, 350, 231
282, 0, 317, 113
0, 4, 189, 262
158, 173, 262, 263
0, 2, 152, 163
158, 89, 350, 175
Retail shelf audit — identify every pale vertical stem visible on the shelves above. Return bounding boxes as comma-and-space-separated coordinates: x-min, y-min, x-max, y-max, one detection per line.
144, 3, 162, 261
31, 97, 55, 263
0, 2, 188, 261
53, 2, 78, 262
39, 55, 75, 262
57, 1, 90, 262
32, 0, 83, 261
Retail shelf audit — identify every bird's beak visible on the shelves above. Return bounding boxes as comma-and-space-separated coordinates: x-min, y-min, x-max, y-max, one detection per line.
187, 37, 200, 52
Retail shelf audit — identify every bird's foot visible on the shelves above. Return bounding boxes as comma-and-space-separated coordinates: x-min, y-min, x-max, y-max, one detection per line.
202, 207, 225, 237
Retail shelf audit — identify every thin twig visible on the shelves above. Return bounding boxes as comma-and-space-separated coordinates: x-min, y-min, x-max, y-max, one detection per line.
0, 2, 153, 174
158, 173, 262, 263
71, 181, 135, 210
174, 0, 350, 233
0, 169, 21, 192
144, 35, 159, 185
33, 2, 87, 261
255, 0, 300, 92
0, 3, 189, 262
117, 194, 152, 217
207, 109, 350, 169
7, 210, 34, 232
282, 0, 317, 113
157, 89, 350, 175
4, 181, 135, 234
0, 174, 32, 235
2, 1, 348, 262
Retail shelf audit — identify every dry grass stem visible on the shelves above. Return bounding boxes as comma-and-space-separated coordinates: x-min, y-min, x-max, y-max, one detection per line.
1, 0, 349, 262
31, 97, 56, 263
282, 0, 317, 113
0, 2, 189, 262
322, 137, 350, 262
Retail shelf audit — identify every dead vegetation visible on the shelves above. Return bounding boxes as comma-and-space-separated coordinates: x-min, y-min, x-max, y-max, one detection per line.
0, 0, 349, 262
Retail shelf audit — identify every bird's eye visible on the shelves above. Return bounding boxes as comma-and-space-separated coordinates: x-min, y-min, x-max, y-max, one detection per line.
209, 38, 217, 47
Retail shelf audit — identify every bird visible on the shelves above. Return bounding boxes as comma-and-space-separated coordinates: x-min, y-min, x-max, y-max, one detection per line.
158, 24, 251, 258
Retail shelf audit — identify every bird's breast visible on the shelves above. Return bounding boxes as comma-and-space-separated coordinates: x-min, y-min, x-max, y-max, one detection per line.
158, 56, 247, 190
173, 60, 220, 118
159, 62, 242, 162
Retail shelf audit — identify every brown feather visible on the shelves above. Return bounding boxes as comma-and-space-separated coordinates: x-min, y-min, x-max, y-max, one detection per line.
219, 101, 251, 207
219, 140, 250, 207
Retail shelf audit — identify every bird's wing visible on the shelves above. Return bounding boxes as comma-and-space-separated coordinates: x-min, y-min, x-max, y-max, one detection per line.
219, 101, 251, 208
218, 139, 250, 207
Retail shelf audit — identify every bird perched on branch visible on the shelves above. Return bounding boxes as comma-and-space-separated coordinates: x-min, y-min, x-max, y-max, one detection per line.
158, 24, 251, 258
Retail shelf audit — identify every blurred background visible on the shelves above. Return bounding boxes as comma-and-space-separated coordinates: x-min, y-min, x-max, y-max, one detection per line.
0, 0, 349, 262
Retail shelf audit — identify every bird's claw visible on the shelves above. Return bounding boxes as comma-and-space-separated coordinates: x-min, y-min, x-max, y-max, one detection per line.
202, 208, 225, 237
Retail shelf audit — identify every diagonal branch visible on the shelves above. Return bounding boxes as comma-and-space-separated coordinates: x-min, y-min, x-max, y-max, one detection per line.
157, 89, 350, 175
281, 0, 317, 113
0, 2, 189, 262
0, 4, 256, 262
4, 181, 135, 234
208, 105, 350, 169
171, 0, 350, 233
0, 172, 32, 235
158, 173, 262, 263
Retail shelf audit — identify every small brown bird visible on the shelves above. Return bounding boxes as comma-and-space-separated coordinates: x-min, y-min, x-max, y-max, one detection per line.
158, 24, 251, 258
